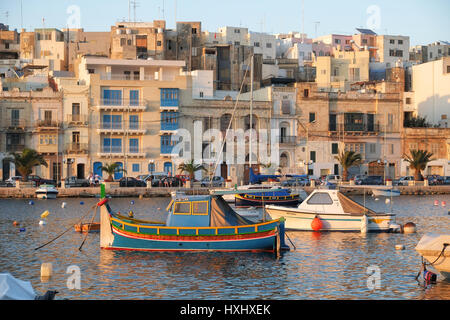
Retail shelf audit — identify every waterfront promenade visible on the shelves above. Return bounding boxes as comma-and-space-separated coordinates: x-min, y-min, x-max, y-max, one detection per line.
0, 185, 450, 198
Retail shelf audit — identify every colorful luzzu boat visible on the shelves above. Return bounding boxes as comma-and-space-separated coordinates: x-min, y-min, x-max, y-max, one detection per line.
235, 189, 301, 208
98, 193, 289, 253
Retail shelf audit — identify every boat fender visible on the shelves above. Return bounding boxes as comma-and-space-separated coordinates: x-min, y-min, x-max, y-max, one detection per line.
29, 200, 34, 205
19, 228, 26, 232
80, 201, 84, 205
128, 211, 134, 218
13, 221, 19, 226
423, 270, 437, 284
41, 210, 50, 219
311, 216, 323, 231
97, 198, 108, 207
130, 200, 135, 205
39, 220, 46, 226
403, 222, 417, 234
61, 202, 67, 208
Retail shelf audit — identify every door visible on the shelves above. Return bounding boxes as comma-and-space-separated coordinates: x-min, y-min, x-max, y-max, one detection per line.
114, 162, 124, 180
220, 163, 228, 179
93, 162, 102, 177
2, 159, 10, 180
72, 132, 80, 150
164, 162, 173, 175
77, 163, 85, 179
72, 103, 80, 121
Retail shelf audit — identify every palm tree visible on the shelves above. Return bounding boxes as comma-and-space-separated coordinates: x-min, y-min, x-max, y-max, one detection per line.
334, 150, 362, 182
403, 149, 434, 181
178, 160, 206, 185
101, 163, 127, 182
4, 148, 48, 182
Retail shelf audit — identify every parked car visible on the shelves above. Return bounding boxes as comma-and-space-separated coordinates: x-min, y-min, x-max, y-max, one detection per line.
281, 177, 309, 187
200, 176, 225, 187
358, 175, 384, 185
5, 176, 22, 187
119, 177, 147, 187
27, 175, 56, 187
394, 176, 414, 186
160, 176, 183, 187
64, 176, 90, 188
325, 174, 342, 184
139, 172, 168, 187
427, 175, 444, 185
443, 176, 450, 185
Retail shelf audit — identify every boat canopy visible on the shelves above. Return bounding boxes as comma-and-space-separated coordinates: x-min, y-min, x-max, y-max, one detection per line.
297, 189, 377, 216
166, 195, 254, 228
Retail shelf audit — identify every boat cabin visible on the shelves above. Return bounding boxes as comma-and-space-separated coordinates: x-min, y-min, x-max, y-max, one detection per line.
297, 189, 376, 215
166, 195, 254, 227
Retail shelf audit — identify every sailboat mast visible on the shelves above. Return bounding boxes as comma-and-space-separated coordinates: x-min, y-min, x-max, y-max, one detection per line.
249, 54, 254, 167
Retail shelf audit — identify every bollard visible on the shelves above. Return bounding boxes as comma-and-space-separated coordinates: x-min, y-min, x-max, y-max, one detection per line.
40, 262, 53, 278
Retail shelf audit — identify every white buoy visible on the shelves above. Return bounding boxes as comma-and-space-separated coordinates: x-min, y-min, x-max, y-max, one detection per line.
39, 220, 46, 225
385, 198, 390, 204
40, 262, 53, 278
360, 214, 368, 234
403, 222, 417, 234
375, 198, 379, 201
61, 202, 67, 208
395, 244, 405, 250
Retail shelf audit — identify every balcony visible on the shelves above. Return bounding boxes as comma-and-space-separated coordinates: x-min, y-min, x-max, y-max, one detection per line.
65, 143, 89, 154
6, 144, 25, 152
38, 144, 59, 154
97, 121, 146, 135
96, 98, 146, 111
99, 73, 155, 81
160, 89, 179, 110
97, 145, 146, 158
5, 119, 27, 131
280, 136, 297, 146
160, 122, 179, 132
329, 123, 380, 136
160, 144, 176, 156
66, 114, 88, 126
35, 120, 61, 130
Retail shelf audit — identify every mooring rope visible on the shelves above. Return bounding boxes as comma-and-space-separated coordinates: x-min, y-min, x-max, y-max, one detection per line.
78, 206, 98, 251
34, 204, 97, 251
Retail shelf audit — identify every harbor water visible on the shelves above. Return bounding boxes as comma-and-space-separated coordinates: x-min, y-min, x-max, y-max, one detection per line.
1, 194, 449, 300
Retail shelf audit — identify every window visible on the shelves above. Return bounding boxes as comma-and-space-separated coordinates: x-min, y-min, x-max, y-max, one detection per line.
174, 202, 191, 215
234, 41, 240, 46
307, 192, 333, 205
310, 151, 316, 163
127, 39, 132, 46
199, 91, 204, 98
303, 89, 309, 98
405, 97, 411, 104
132, 164, 140, 172
389, 144, 394, 155
120, 38, 126, 46
281, 100, 291, 114
335, 39, 341, 44
254, 42, 260, 47
447, 66, 450, 74
390, 39, 395, 44
369, 143, 376, 154
398, 40, 403, 45
331, 143, 339, 155
362, 39, 368, 45
309, 112, 316, 123
234, 29, 240, 33
88, 69, 95, 74
192, 201, 208, 215
39, 134, 57, 145
157, 40, 162, 47
266, 43, 272, 48
129, 138, 139, 153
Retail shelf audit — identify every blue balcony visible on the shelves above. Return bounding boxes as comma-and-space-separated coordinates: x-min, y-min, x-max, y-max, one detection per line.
160, 122, 179, 131
160, 144, 175, 155
160, 88, 179, 107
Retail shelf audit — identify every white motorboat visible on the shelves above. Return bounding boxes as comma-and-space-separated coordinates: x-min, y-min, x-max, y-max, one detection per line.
35, 184, 58, 199
415, 233, 450, 279
265, 189, 398, 233
216, 184, 306, 203
371, 186, 401, 197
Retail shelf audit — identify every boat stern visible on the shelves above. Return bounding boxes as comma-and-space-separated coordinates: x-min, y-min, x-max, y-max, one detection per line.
99, 200, 115, 249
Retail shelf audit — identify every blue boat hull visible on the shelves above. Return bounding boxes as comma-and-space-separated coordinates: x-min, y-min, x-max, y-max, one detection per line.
107, 226, 278, 252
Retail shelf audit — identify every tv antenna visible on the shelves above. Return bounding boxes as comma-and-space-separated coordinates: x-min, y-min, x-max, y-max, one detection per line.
314, 21, 320, 39
131, 0, 139, 23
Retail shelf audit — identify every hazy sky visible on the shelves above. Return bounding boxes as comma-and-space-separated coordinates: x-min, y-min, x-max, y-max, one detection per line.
1, 0, 449, 46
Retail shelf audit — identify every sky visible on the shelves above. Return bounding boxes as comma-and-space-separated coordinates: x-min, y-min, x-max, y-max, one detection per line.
1, 0, 449, 46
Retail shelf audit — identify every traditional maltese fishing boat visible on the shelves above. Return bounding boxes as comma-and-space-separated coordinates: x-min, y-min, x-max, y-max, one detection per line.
235, 189, 301, 208
265, 189, 398, 233
98, 191, 289, 253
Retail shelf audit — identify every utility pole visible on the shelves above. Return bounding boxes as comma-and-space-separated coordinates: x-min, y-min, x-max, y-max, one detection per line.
249, 55, 254, 167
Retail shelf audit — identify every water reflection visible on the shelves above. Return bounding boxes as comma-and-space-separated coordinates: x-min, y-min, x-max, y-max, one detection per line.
0, 195, 449, 299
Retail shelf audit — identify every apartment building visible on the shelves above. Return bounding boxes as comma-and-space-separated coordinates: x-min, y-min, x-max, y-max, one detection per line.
294, 77, 404, 179
375, 35, 410, 67
77, 56, 188, 178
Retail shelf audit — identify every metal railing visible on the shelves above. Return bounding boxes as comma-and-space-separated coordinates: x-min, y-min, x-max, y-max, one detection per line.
280, 136, 296, 144
65, 143, 89, 154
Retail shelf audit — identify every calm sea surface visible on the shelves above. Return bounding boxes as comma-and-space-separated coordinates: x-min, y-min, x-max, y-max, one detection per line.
1, 194, 449, 300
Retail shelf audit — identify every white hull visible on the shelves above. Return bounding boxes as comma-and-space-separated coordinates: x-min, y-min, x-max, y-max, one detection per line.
36, 192, 58, 199
416, 233, 450, 279
265, 206, 394, 232
371, 188, 400, 197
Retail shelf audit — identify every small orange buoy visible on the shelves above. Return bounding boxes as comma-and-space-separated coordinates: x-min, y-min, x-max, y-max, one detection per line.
13, 221, 19, 226
311, 216, 323, 231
